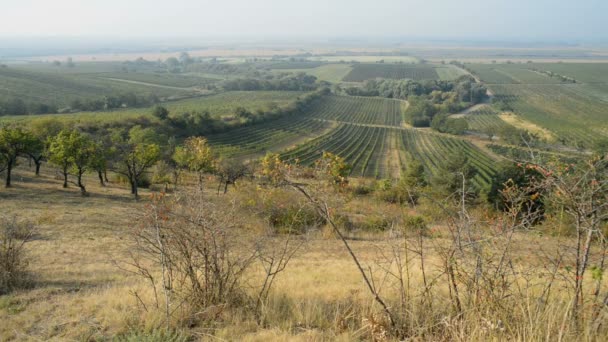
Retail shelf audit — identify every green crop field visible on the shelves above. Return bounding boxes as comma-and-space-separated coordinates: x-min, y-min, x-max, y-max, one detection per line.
489, 83, 608, 148
304, 95, 403, 126
435, 65, 470, 80
275, 64, 353, 83
462, 106, 512, 134
206, 115, 331, 158
309, 55, 419, 63
400, 129, 497, 188
528, 63, 608, 83
281, 123, 394, 178
467, 64, 564, 84
0, 91, 308, 124
342, 63, 440, 82
0, 66, 194, 108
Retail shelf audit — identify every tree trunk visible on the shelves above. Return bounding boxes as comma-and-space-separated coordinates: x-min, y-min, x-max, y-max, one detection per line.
63, 166, 68, 188
77, 170, 87, 195
223, 181, 229, 194
131, 175, 139, 199
5, 160, 12, 187
104, 170, 109, 183
98, 170, 105, 186
35, 160, 41, 176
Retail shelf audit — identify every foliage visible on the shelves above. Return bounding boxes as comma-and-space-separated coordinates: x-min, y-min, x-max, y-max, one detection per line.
315, 152, 351, 186
173, 136, 215, 186
0, 215, 36, 295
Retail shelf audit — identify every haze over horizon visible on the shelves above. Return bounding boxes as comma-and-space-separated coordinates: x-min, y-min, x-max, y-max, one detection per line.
1, 0, 606, 43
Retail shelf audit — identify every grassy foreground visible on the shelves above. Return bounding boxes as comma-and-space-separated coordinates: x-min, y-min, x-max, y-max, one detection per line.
1, 162, 607, 341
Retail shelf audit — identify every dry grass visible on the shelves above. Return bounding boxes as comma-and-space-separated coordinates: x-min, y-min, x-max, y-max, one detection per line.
1, 162, 607, 341
499, 112, 557, 142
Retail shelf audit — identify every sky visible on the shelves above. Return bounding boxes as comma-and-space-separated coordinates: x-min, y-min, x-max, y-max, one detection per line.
0, 0, 606, 41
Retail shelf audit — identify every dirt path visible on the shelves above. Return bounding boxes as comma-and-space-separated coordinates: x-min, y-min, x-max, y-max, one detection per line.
101, 77, 205, 92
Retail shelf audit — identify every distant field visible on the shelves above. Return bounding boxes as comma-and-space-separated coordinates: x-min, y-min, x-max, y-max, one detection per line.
461, 106, 512, 134
310, 55, 419, 63
467, 64, 563, 84
99, 72, 217, 88
435, 64, 470, 80
0, 91, 308, 123
529, 63, 608, 83
342, 63, 439, 82
490, 83, 608, 147
275, 64, 353, 83
0, 65, 195, 108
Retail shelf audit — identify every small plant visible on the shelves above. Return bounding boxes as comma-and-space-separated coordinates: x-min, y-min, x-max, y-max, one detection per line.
0, 215, 36, 294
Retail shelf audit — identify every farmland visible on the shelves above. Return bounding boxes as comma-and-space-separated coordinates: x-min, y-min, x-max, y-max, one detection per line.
490, 83, 607, 147
272, 63, 353, 83
0, 91, 307, 124
0, 67, 193, 106
304, 95, 403, 126
342, 63, 440, 82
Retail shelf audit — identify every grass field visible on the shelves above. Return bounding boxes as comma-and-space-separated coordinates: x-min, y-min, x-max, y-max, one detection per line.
490, 83, 608, 147
342, 63, 440, 82
309, 55, 419, 63
434, 65, 469, 80
0, 91, 308, 126
275, 64, 353, 83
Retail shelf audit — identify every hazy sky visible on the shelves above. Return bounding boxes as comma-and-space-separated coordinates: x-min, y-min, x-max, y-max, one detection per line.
1, 0, 606, 41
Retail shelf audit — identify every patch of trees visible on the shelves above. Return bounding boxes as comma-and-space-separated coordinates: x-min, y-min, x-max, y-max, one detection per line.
528, 67, 576, 83
345, 76, 487, 130
221, 73, 319, 91
0, 93, 160, 116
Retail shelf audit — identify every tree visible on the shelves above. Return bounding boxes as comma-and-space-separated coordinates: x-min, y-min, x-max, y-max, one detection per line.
112, 128, 161, 199
315, 152, 351, 187
173, 137, 215, 189
431, 151, 477, 201
0, 126, 38, 187
48, 130, 101, 195
216, 160, 249, 194
398, 159, 427, 206
152, 106, 169, 121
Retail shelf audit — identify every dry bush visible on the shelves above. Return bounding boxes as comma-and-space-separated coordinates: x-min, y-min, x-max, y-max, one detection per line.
119, 189, 300, 332
0, 215, 36, 294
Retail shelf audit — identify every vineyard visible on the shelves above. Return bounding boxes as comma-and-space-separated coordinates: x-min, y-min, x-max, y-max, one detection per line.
466, 64, 567, 84
305, 95, 403, 126
487, 144, 580, 164
281, 123, 393, 178
399, 129, 497, 188
342, 63, 440, 82
0, 66, 193, 107
206, 115, 331, 158
462, 106, 512, 134
489, 83, 608, 148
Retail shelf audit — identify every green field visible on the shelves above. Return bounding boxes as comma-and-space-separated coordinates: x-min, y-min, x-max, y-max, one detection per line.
461, 106, 512, 134
342, 63, 440, 82
275, 64, 353, 83
490, 83, 608, 148
435, 64, 470, 80
0, 91, 308, 124
309, 55, 419, 63
304, 95, 403, 126
0, 65, 199, 109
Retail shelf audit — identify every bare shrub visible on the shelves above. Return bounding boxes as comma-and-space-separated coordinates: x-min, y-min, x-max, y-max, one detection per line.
0, 215, 36, 294
120, 189, 298, 330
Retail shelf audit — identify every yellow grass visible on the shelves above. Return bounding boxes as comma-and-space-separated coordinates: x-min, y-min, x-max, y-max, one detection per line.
1, 162, 606, 341
499, 112, 557, 142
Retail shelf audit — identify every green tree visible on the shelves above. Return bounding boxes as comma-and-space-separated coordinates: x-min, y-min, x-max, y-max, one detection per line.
431, 151, 477, 201
316, 152, 351, 187
113, 127, 161, 199
173, 137, 215, 189
48, 130, 101, 195
0, 126, 38, 187
152, 106, 169, 121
